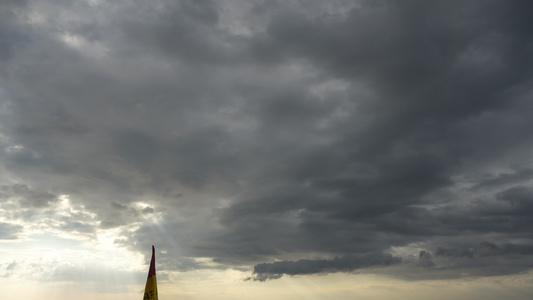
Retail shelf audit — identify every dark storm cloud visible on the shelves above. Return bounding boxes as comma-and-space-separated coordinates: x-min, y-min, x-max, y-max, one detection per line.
417, 250, 435, 268
436, 242, 533, 258
397, 242, 533, 280
1, 0, 533, 282
496, 185, 533, 212
119, 0, 533, 276
248, 252, 401, 281
120, 0, 233, 64
0, 0, 29, 61
473, 167, 533, 190
425, 185, 533, 236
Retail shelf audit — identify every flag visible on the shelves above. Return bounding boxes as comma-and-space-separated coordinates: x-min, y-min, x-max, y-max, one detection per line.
143, 245, 158, 300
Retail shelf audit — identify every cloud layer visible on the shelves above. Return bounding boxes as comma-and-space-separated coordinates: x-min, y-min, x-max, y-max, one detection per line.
1, 0, 533, 283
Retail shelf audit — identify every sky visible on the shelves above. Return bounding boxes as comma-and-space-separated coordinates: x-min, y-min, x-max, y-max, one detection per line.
1, 0, 533, 299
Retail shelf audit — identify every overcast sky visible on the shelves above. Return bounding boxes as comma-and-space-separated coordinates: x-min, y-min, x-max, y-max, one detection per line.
1, 0, 533, 299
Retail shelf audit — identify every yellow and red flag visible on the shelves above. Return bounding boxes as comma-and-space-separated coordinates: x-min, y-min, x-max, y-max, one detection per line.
143, 245, 158, 300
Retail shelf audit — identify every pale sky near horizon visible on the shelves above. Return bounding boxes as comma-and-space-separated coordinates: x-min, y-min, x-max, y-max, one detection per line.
1, 0, 533, 299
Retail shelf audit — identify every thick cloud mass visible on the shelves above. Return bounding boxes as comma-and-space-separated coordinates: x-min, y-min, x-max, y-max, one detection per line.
1, 0, 533, 282
249, 252, 402, 281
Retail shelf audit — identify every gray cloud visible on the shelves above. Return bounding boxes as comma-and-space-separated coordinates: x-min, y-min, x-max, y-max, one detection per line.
0, 0, 29, 61
248, 252, 401, 281
0, 223, 22, 240
0, 0, 533, 283
417, 250, 435, 268
436, 242, 533, 258
2, 260, 17, 278
0, 184, 58, 208
400, 243, 533, 280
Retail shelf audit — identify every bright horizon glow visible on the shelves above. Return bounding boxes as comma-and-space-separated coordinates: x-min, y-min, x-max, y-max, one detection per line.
3, 261, 532, 300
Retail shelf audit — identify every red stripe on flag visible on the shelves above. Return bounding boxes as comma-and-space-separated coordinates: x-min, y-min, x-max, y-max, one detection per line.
147, 245, 156, 279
